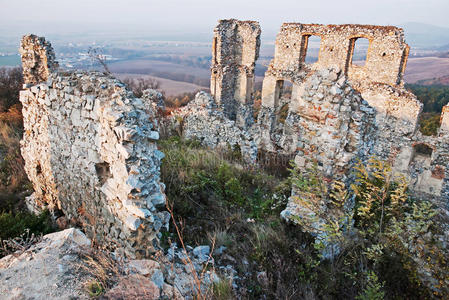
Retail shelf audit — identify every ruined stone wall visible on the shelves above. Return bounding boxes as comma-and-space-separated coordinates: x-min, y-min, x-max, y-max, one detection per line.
268, 23, 409, 86
182, 20, 448, 211
252, 22, 449, 200
440, 104, 449, 134
19, 35, 58, 85
289, 68, 375, 180
20, 36, 169, 258
210, 19, 261, 127
169, 92, 258, 161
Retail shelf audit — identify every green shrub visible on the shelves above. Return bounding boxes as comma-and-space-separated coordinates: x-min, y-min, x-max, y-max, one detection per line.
356, 271, 385, 300
287, 157, 443, 298
0, 209, 53, 241
159, 136, 290, 224
419, 112, 440, 136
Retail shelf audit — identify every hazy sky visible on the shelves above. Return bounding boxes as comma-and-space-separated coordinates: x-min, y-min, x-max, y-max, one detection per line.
1, 0, 448, 39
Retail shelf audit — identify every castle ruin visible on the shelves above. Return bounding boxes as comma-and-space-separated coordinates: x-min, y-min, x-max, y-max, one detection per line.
18, 20, 449, 260
177, 19, 448, 230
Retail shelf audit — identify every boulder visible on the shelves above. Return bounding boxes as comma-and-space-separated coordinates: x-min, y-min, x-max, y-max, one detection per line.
0, 228, 91, 300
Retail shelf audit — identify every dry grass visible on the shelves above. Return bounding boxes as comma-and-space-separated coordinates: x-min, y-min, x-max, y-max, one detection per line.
0, 228, 42, 257
78, 247, 123, 297
167, 202, 217, 300
0, 105, 27, 193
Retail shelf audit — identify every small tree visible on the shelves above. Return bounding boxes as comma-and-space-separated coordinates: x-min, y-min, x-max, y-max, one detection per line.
0, 67, 23, 111
122, 77, 160, 97
88, 47, 111, 74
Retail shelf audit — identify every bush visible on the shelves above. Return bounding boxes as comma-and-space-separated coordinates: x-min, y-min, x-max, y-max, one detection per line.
122, 77, 160, 97
419, 112, 440, 136
0, 119, 27, 193
160, 137, 447, 298
159, 136, 290, 225
286, 157, 445, 298
0, 209, 54, 257
0, 210, 53, 241
0, 67, 23, 112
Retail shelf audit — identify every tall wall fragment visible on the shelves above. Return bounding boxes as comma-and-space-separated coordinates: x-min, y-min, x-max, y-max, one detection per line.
210, 19, 261, 127
20, 36, 169, 258
266, 23, 409, 87
19, 35, 58, 85
440, 104, 449, 134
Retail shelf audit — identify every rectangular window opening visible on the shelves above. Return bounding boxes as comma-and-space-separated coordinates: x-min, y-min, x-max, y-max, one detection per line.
303, 35, 321, 64
274, 80, 292, 124
351, 38, 369, 66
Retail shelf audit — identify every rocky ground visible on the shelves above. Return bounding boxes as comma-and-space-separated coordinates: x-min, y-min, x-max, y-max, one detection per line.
0, 229, 92, 299
0, 228, 238, 300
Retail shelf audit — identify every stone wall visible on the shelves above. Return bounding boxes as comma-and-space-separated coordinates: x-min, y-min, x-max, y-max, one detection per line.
180, 20, 448, 217
268, 23, 409, 86
210, 19, 261, 127
20, 35, 169, 258
18, 21, 449, 260
19, 35, 58, 85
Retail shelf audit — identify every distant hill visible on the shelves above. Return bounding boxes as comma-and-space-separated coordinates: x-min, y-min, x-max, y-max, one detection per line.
416, 75, 449, 86
400, 22, 449, 49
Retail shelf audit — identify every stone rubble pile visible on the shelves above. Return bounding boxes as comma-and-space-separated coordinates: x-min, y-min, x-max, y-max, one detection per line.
172, 91, 258, 161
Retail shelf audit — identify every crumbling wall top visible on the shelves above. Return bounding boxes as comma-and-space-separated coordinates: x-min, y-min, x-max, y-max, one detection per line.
212, 19, 261, 66
271, 22, 409, 86
19, 35, 58, 85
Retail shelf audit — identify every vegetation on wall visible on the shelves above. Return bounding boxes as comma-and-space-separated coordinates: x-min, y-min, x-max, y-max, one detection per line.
406, 84, 449, 136
159, 136, 447, 299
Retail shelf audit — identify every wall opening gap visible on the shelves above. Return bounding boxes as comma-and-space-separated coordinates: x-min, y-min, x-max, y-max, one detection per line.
36, 163, 42, 175
303, 35, 321, 64
274, 80, 292, 124
95, 162, 111, 186
410, 143, 433, 167
351, 38, 369, 66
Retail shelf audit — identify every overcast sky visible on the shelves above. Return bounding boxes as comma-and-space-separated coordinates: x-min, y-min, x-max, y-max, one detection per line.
1, 0, 448, 39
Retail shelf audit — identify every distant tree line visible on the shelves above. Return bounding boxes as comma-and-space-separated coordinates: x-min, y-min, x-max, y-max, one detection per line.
406, 84, 449, 113
147, 55, 212, 69
122, 77, 160, 98
405, 84, 449, 136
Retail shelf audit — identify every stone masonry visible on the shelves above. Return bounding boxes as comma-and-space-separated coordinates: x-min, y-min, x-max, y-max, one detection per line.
19, 35, 58, 85
19, 35, 169, 258
177, 20, 449, 220
173, 20, 449, 294
210, 19, 261, 128
18, 20, 448, 269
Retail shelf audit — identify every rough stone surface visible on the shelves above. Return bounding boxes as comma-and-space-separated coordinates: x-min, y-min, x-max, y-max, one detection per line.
19, 35, 58, 85
172, 91, 258, 161
16, 22, 449, 297
171, 21, 449, 292
0, 228, 91, 300
103, 274, 161, 300
179, 20, 448, 208
19, 36, 169, 258
162, 243, 224, 298
210, 19, 261, 127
